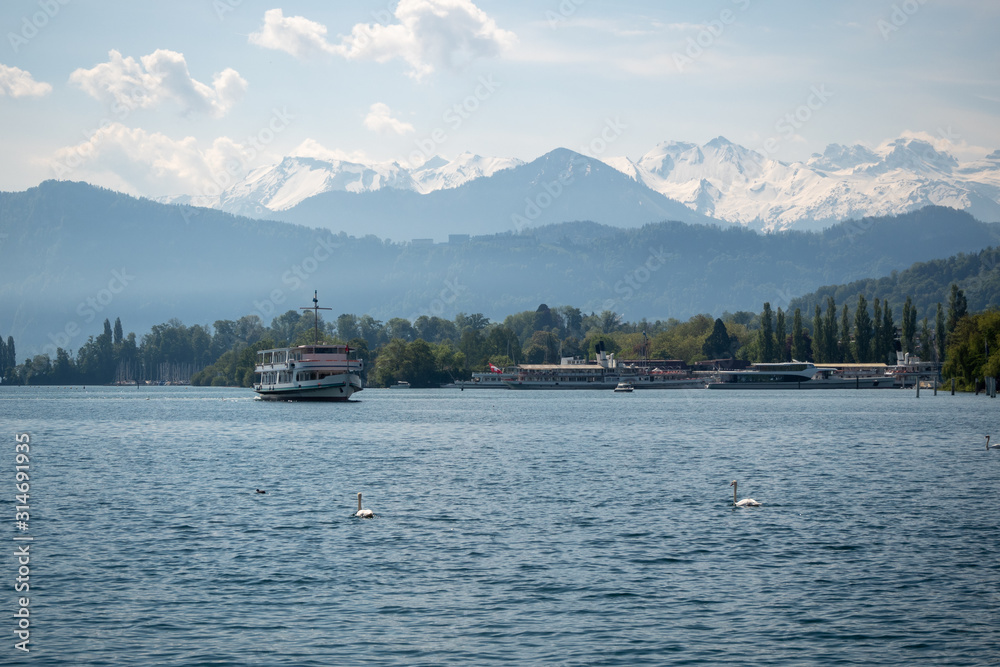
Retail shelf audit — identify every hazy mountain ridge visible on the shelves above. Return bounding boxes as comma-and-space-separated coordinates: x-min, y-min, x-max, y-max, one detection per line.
3, 181, 1000, 356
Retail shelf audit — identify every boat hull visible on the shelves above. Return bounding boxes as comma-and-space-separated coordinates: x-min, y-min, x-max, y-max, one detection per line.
506, 377, 705, 390
254, 374, 363, 401
707, 378, 889, 389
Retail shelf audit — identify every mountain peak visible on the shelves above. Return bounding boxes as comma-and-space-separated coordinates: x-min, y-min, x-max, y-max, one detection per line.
418, 155, 450, 170
705, 136, 735, 149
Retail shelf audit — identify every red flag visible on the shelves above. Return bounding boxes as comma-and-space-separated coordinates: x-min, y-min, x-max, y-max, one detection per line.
489, 363, 502, 374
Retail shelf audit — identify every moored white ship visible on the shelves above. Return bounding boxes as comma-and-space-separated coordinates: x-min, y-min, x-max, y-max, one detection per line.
254, 344, 363, 400
253, 292, 364, 401
708, 361, 888, 389
505, 351, 705, 390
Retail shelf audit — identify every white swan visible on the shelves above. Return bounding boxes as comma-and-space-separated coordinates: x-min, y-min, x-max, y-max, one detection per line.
730, 480, 761, 507
355, 492, 374, 518
987, 436, 1000, 450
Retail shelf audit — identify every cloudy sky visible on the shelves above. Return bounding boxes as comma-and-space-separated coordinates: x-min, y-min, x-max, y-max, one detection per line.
1, 0, 997, 198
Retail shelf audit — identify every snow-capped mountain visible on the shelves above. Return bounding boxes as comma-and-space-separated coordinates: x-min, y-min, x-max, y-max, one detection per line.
159, 136, 1000, 232
411, 152, 524, 193
605, 137, 1000, 230
160, 152, 525, 217
269, 148, 713, 241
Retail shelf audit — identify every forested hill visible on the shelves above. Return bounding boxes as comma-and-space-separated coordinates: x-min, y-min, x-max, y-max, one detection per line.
788, 246, 1000, 321
3, 180, 1000, 355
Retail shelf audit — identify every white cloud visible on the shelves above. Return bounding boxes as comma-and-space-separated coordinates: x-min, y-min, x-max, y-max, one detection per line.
363, 102, 415, 135
69, 49, 247, 117
893, 130, 990, 161
289, 138, 371, 164
47, 123, 258, 196
250, 2, 517, 78
0, 64, 52, 98
248, 9, 337, 60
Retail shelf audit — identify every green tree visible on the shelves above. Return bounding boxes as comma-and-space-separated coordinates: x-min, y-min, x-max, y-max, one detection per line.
270, 310, 305, 344
840, 303, 853, 362
823, 297, 838, 362
484, 326, 522, 363
385, 318, 416, 342
901, 296, 917, 354
455, 313, 490, 333
791, 308, 807, 361
373, 338, 408, 387
920, 318, 932, 361
775, 308, 788, 361
936, 302, 946, 362
560, 336, 583, 359
52, 347, 76, 385
702, 318, 733, 359
854, 295, 872, 362
872, 298, 884, 362
583, 332, 621, 360
524, 330, 560, 364
597, 310, 621, 334
458, 328, 485, 370
758, 303, 775, 362
402, 339, 439, 387
355, 315, 383, 348
881, 301, 895, 363
113, 317, 124, 346
947, 283, 968, 335
533, 304, 560, 333
942, 311, 1000, 390
336, 313, 360, 341
812, 305, 824, 363
559, 306, 584, 338
414, 316, 456, 343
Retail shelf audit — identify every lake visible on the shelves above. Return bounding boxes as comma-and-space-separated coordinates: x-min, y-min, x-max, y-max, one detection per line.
3, 385, 999, 665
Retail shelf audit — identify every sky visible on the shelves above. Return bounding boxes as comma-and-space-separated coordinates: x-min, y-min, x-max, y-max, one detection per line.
0, 0, 998, 199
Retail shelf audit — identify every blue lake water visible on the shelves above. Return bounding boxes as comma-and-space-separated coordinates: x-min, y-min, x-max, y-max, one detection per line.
3, 385, 1000, 665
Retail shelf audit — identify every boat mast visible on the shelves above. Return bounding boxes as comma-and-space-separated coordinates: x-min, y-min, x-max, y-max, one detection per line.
300, 290, 332, 345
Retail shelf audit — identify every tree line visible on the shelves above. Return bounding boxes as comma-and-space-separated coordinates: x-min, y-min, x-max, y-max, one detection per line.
736, 284, 968, 366
0, 283, 982, 388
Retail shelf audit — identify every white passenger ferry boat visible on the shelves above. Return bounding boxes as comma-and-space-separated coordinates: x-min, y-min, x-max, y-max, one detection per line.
253, 292, 364, 401
707, 361, 887, 389
504, 351, 705, 390
441, 367, 518, 389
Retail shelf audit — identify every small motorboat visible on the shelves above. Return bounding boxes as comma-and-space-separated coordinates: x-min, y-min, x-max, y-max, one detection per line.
614, 382, 634, 393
